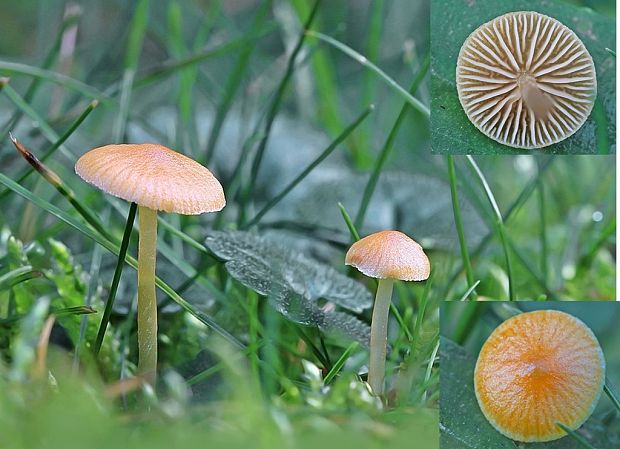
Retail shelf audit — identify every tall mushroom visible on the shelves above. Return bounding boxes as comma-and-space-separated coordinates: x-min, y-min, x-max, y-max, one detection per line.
76, 143, 225, 383
475, 310, 605, 442
456, 11, 596, 149
345, 230, 430, 395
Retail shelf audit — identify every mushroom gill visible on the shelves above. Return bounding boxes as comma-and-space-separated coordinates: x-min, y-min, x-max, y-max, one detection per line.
456, 11, 597, 149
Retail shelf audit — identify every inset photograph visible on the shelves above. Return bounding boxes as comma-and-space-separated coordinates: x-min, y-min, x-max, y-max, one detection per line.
431, 0, 616, 154
440, 301, 620, 448
431, 154, 615, 301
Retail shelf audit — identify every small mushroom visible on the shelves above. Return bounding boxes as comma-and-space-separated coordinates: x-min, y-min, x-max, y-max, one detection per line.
345, 230, 430, 395
474, 310, 605, 442
456, 11, 596, 149
76, 143, 225, 383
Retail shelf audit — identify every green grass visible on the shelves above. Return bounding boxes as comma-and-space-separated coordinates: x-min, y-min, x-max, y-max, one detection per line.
0, 2, 438, 448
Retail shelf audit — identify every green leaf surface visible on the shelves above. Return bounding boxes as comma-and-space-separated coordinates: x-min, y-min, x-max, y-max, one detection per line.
204, 230, 372, 346
431, 0, 616, 154
439, 336, 516, 449
440, 336, 613, 449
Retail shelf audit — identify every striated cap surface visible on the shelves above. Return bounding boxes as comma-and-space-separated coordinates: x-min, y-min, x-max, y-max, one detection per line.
456, 11, 596, 149
345, 230, 430, 281
474, 310, 605, 442
75, 143, 225, 215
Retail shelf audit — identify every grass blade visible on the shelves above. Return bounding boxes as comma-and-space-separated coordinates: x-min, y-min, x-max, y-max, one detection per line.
129, 27, 275, 91
354, 53, 430, 229
579, 217, 616, 268
74, 228, 105, 372
556, 423, 596, 449
537, 173, 548, 283
452, 302, 485, 345
592, 98, 610, 154
0, 100, 98, 201
457, 280, 480, 301
506, 236, 555, 299
411, 275, 433, 349
243, 104, 374, 228
114, 0, 149, 141
3, 85, 77, 160
204, 0, 273, 163
0, 266, 43, 291
465, 156, 514, 301
93, 203, 137, 356
424, 338, 439, 386
246, 0, 322, 198
10, 135, 110, 240
290, 0, 354, 163
306, 30, 430, 118
604, 379, 620, 413
0, 61, 108, 101
338, 202, 361, 241
358, 0, 384, 164
447, 156, 476, 296
53, 305, 97, 317
323, 341, 359, 384
124, 0, 150, 71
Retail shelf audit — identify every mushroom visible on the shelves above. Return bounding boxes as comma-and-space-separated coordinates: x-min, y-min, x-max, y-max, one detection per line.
456, 11, 596, 149
345, 230, 430, 395
75, 143, 225, 383
474, 309, 605, 442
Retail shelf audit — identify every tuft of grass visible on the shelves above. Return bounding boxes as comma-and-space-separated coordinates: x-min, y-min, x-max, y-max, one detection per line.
243, 104, 374, 229
354, 53, 430, 229
244, 0, 322, 202
204, 0, 273, 164
447, 155, 476, 297
465, 156, 514, 301
306, 31, 430, 118
0, 173, 243, 349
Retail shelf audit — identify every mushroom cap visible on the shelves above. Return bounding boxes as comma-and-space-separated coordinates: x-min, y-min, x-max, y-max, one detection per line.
474, 310, 605, 442
456, 11, 596, 149
75, 143, 225, 215
344, 230, 430, 281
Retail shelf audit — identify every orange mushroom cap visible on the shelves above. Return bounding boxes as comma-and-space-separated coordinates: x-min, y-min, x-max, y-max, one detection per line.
345, 230, 430, 281
474, 310, 605, 442
75, 143, 225, 215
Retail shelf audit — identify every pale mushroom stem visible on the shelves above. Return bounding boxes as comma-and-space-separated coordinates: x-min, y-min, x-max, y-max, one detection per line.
368, 278, 394, 396
137, 205, 158, 384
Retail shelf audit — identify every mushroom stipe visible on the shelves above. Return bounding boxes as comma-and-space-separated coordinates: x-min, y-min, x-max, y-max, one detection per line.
345, 230, 430, 396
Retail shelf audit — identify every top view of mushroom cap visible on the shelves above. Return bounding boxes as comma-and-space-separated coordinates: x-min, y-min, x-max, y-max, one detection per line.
456, 11, 597, 149
474, 310, 605, 443
75, 143, 225, 214
345, 230, 430, 281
